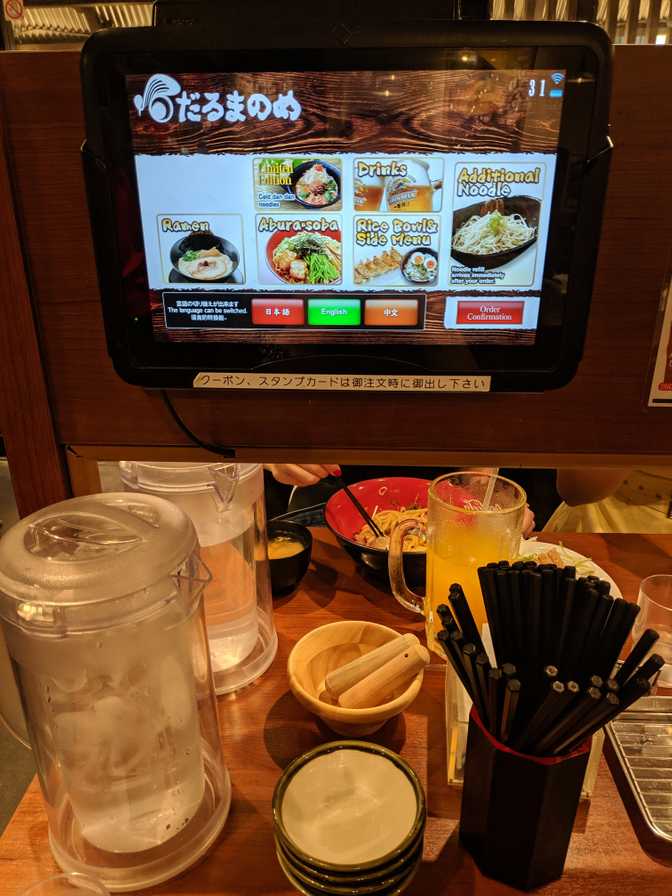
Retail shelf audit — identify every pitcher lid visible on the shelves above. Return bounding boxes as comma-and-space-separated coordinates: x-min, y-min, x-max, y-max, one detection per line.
0, 493, 197, 609
118, 461, 259, 492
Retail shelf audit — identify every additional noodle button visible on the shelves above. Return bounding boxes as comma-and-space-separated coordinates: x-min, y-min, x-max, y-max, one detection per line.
307, 298, 361, 327
252, 298, 305, 326
364, 299, 419, 327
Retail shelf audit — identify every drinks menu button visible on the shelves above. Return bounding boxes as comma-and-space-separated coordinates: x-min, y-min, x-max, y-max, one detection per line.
252, 298, 304, 326
364, 299, 419, 327
307, 299, 361, 327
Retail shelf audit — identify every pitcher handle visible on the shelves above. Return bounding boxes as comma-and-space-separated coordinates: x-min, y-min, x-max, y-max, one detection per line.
0, 631, 31, 749
388, 519, 425, 615
210, 464, 239, 512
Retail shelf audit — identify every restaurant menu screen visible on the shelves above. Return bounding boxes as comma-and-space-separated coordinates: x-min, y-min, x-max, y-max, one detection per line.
128, 68, 565, 347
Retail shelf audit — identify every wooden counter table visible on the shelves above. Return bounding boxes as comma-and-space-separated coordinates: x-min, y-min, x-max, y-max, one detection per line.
1, 532, 671, 895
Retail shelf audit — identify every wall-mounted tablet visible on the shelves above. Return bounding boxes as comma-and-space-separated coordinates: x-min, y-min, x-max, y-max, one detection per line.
82, 18, 612, 391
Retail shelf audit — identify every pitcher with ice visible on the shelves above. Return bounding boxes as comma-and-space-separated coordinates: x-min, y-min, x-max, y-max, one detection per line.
0, 493, 231, 891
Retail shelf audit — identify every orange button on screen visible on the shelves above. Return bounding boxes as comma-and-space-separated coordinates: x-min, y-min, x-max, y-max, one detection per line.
364, 299, 419, 327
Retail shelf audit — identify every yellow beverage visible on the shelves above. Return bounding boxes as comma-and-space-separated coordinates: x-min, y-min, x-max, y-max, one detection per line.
389, 472, 526, 658
425, 529, 517, 650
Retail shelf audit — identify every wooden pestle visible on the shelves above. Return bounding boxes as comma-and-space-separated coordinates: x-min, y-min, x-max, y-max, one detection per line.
325, 633, 419, 699
338, 642, 430, 709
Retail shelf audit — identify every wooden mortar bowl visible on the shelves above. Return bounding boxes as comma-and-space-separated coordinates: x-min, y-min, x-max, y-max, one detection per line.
287, 620, 425, 736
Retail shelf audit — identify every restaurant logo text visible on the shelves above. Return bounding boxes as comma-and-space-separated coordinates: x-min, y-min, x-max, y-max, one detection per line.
133, 74, 302, 125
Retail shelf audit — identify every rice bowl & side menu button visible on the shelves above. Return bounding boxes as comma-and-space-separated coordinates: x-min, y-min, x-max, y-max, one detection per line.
307, 298, 361, 327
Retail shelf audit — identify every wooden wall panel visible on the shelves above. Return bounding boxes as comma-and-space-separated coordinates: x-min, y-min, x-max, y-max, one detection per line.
0, 46, 671, 464
0, 99, 69, 516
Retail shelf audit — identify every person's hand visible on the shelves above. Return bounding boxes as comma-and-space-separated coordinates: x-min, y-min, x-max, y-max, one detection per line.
265, 463, 341, 487
522, 505, 535, 539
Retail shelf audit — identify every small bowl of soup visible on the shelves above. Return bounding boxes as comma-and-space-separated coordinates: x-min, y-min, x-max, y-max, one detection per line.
267, 521, 312, 596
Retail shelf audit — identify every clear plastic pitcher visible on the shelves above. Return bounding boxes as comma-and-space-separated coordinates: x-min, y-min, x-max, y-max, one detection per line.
118, 462, 277, 694
0, 493, 231, 891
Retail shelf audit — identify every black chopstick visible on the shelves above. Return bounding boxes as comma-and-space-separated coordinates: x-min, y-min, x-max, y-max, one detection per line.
514, 680, 572, 753
539, 568, 556, 664
449, 584, 484, 651
479, 566, 503, 664
531, 686, 602, 754
495, 570, 513, 664
562, 585, 600, 682
463, 643, 489, 725
436, 630, 471, 694
334, 478, 384, 538
596, 600, 640, 681
554, 576, 576, 671
499, 678, 521, 744
488, 668, 503, 736
615, 628, 660, 686
550, 693, 620, 756
635, 653, 665, 682
509, 570, 524, 665
476, 653, 492, 727
462, 561, 664, 758
576, 592, 613, 683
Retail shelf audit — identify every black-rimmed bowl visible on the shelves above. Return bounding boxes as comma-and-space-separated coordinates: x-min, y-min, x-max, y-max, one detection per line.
276, 840, 422, 896
170, 231, 240, 281
400, 247, 439, 285
289, 160, 341, 209
267, 521, 312, 596
450, 195, 540, 269
272, 741, 426, 879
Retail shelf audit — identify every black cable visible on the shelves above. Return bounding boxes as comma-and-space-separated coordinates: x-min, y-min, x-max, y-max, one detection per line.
160, 390, 235, 458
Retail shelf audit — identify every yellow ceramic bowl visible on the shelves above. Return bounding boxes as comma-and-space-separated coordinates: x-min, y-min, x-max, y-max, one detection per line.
287, 620, 425, 736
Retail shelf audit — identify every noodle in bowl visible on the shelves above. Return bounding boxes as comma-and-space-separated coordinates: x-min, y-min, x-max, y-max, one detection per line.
324, 478, 430, 588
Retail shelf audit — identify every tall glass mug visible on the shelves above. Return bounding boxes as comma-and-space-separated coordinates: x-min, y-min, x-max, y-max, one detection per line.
389, 472, 526, 653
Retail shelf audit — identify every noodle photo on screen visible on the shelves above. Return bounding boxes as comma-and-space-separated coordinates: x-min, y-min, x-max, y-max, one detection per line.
448, 157, 548, 290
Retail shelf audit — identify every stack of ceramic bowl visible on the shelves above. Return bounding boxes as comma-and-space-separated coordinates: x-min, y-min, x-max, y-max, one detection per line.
273, 741, 426, 896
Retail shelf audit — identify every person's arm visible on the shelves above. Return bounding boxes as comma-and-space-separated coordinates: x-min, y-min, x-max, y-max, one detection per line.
264, 463, 341, 487
556, 469, 630, 507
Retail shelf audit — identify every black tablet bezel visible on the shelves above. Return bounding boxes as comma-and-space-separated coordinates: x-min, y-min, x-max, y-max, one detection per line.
81, 20, 612, 390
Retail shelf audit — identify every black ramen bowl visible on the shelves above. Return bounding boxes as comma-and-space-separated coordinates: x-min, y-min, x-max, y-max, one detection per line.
289, 160, 341, 210
170, 231, 240, 282
401, 247, 439, 286
450, 195, 540, 270
324, 478, 429, 593
267, 521, 313, 597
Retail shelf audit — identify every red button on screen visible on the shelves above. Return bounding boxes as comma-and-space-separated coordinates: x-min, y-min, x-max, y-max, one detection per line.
252, 298, 304, 326
456, 301, 524, 325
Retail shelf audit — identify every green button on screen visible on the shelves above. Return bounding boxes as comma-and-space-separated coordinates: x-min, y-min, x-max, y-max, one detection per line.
307, 298, 361, 327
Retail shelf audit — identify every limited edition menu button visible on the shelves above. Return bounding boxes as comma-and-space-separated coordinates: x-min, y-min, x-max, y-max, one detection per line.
307, 298, 361, 327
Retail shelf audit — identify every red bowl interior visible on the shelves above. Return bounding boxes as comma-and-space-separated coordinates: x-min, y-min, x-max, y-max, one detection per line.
325, 478, 431, 550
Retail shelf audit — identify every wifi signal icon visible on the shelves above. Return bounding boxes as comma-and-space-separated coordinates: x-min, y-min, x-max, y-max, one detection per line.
551, 72, 565, 85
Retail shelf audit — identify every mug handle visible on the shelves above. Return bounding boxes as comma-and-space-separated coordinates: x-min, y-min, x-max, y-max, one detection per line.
388, 519, 425, 615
